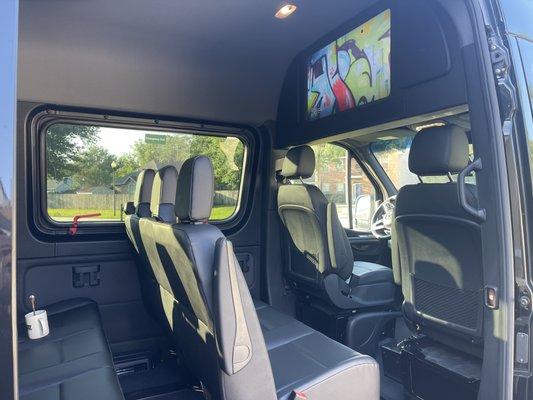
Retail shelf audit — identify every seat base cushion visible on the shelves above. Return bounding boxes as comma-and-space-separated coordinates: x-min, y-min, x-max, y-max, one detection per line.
254, 300, 380, 400
348, 262, 395, 307
18, 298, 123, 400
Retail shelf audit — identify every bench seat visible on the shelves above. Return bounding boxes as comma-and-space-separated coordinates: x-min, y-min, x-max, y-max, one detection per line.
254, 300, 380, 400
18, 298, 124, 400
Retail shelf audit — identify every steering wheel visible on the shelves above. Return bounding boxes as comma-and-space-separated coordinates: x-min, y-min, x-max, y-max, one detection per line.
370, 196, 396, 239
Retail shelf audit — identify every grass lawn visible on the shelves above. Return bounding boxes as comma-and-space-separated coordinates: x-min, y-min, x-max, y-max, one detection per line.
48, 205, 236, 222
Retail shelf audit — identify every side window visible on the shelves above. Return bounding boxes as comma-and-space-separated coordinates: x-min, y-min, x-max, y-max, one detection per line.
45, 123, 246, 223
351, 158, 377, 231
309, 143, 377, 231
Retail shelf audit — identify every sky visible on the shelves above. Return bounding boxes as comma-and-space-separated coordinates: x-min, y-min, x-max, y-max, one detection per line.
98, 127, 163, 157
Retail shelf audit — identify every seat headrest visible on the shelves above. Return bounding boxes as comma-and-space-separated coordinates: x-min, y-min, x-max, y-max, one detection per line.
150, 165, 179, 222
281, 145, 315, 179
133, 169, 155, 217
175, 156, 214, 223
409, 126, 469, 176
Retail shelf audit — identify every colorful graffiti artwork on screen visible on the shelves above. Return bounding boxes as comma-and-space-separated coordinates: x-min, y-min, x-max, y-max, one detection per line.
307, 9, 391, 121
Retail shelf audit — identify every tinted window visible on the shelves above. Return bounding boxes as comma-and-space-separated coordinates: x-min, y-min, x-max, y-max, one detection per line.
45, 124, 245, 222
308, 143, 377, 230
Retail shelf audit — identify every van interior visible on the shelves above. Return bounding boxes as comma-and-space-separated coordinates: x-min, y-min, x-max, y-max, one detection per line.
6, 0, 526, 399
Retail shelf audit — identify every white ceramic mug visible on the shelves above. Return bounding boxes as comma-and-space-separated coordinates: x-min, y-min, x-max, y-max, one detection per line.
25, 310, 49, 340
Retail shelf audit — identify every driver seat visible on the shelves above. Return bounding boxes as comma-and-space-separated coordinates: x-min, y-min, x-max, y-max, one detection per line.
278, 145, 395, 309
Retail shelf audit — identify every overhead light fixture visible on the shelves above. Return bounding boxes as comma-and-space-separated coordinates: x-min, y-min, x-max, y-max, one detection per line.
275, 4, 297, 19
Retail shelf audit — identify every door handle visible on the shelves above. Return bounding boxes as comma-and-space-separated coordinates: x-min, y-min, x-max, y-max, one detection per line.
458, 158, 486, 222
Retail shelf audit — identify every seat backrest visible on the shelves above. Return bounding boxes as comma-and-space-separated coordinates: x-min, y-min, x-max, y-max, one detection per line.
392, 126, 484, 347
143, 156, 277, 400
150, 165, 179, 222
277, 146, 354, 297
124, 168, 164, 321
125, 168, 155, 250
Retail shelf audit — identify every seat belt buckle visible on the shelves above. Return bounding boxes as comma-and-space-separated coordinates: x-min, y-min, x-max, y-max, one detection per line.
292, 390, 307, 400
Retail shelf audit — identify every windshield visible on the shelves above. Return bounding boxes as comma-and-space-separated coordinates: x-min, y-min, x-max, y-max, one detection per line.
370, 134, 419, 189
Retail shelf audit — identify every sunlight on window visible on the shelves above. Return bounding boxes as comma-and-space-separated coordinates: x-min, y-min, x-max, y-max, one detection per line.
45, 124, 245, 222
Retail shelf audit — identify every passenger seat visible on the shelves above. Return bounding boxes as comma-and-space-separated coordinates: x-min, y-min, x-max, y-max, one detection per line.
18, 299, 123, 400
143, 156, 380, 399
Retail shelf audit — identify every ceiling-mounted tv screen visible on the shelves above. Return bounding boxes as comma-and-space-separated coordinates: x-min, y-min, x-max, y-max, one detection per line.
307, 9, 391, 121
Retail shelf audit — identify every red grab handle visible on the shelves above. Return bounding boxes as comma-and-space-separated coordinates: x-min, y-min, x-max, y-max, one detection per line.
68, 213, 102, 235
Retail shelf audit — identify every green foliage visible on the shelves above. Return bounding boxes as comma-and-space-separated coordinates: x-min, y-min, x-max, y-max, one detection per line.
313, 143, 346, 173
47, 126, 245, 192
46, 124, 99, 180
115, 153, 140, 178
48, 205, 235, 221
71, 145, 116, 188
189, 136, 244, 190
132, 134, 192, 168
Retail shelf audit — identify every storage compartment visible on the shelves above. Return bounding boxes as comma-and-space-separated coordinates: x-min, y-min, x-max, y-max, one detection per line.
380, 338, 404, 384
295, 297, 351, 342
114, 351, 153, 376
345, 311, 400, 355
400, 336, 481, 400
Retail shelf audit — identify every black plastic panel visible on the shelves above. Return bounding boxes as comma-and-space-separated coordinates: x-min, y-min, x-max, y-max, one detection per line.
275, 0, 467, 148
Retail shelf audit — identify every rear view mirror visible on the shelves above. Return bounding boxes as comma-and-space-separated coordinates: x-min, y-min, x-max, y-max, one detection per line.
353, 195, 373, 231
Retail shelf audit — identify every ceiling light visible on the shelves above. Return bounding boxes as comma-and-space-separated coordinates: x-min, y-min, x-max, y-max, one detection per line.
275, 4, 297, 19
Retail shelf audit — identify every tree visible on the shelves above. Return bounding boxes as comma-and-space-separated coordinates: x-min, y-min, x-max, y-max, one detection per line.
71, 145, 116, 188
189, 136, 244, 190
115, 153, 140, 178
46, 124, 99, 180
313, 143, 346, 187
132, 134, 192, 168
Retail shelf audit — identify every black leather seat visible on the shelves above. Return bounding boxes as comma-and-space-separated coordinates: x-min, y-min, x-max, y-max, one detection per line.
254, 300, 379, 400
142, 156, 279, 399
124, 168, 163, 322
142, 156, 380, 399
18, 298, 123, 400
391, 125, 484, 351
277, 145, 395, 309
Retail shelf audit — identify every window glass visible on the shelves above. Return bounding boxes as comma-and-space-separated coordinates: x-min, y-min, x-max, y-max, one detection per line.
308, 143, 376, 230
45, 123, 245, 222
351, 158, 377, 231
517, 39, 533, 191
370, 134, 418, 189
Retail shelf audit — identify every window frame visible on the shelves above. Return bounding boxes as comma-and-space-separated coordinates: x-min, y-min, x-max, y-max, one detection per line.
29, 107, 257, 239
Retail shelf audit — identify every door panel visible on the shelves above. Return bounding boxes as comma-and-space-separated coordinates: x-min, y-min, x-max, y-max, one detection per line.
346, 230, 390, 265
17, 251, 162, 346
16, 102, 267, 358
